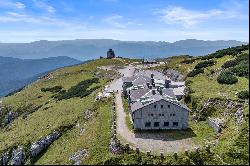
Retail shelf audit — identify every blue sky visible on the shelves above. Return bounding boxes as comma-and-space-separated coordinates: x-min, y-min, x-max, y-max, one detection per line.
0, 0, 249, 42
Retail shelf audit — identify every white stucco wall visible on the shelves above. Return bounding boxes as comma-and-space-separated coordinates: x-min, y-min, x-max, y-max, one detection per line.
132, 99, 188, 130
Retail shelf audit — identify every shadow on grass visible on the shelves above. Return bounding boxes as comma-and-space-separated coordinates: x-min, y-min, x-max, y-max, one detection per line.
133, 128, 196, 141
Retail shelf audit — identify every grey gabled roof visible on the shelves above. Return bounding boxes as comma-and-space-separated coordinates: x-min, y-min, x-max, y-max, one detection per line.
132, 75, 151, 86
129, 87, 151, 101
130, 93, 189, 113
123, 76, 137, 82
134, 70, 167, 80
162, 88, 176, 98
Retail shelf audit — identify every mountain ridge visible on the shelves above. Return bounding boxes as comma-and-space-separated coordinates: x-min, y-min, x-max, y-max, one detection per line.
0, 56, 82, 97
0, 39, 247, 61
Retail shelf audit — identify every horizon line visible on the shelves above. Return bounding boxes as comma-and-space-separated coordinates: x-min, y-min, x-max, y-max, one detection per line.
0, 38, 249, 44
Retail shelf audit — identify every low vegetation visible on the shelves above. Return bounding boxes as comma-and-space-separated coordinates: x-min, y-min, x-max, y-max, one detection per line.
194, 60, 216, 69
53, 78, 101, 100
217, 70, 238, 84
187, 68, 204, 77
122, 96, 133, 131
237, 90, 249, 100
41, 86, 63, 93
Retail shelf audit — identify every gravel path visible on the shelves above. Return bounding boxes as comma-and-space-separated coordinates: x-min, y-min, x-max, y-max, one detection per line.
108, 65, 197, 155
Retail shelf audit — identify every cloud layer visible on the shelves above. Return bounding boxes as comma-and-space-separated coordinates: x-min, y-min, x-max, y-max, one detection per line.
0, 0, 248, 42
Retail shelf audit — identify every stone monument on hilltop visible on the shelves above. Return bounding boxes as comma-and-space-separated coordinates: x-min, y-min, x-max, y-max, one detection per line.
107, 49, 115, 59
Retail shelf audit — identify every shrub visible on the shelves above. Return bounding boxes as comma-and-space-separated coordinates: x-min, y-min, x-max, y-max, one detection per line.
187, 68, 204, 77
229, 62, 249, 77
181, 59, 196, 64
198, 44, 249, 60
217, 70, 238, 84
185, 80, 193, 86
53, 78, 100, 100
41, 86, 63, 93
235, 53, 249, 62
194, 60, 215, 69
222, 60, 238, 69
237, 91, 249, 100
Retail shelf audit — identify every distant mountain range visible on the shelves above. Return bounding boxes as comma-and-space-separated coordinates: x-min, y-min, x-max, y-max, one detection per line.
0, 56, 81, 97
0, 39, 247, 61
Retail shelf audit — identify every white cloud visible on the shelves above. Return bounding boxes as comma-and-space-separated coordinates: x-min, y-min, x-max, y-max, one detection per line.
32, 0, 56, 13
103, 15, 142, 28
156, 2, 248, 27
0, 0, 25, 9
103, 15, 126, 28
0, 12, 86, 30
15, 2, 25, 9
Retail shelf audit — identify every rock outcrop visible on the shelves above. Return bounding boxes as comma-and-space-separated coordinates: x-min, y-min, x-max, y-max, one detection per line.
69, 149, 88, 165
4, 111, 15, 125
0, 151, 10, 165
208, 117, 225, 133
30, 131, 61, 158
235, 107, 244, 124
10, 147, 25, 165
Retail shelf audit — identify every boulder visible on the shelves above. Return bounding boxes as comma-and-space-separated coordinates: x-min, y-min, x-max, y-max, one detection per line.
83, 110, 94, 120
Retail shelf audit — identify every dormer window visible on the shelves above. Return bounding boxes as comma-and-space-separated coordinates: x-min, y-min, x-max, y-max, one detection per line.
168, 105, 170, 108
154, 105, 157, 108
161, 105, 163, 108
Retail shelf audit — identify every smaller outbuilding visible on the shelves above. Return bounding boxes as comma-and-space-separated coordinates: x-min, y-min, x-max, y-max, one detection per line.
107, 49, 116, 59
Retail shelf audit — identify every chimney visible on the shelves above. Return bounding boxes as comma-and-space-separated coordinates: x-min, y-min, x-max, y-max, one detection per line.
151, 73, 154, 78
152, 89, 156, 95
146, 82, 150, 88
158, 87, 163, 95
149, 85, 152, 89
150, 78, 154, 85
165, 79, 171, 88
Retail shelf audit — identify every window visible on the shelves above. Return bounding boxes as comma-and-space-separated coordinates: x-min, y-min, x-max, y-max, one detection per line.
159, 114, 161, 116
168, 105, 170, 108
173, 122, 178, 126
154, 122, 160, 127
161, 105, 163, 108
154, 105, 157, 108
164, 122, 169, 127
151, 114, 154, 116
145, 122, 151, 127
162, 114, 164, 116
173, 113, 175, 116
